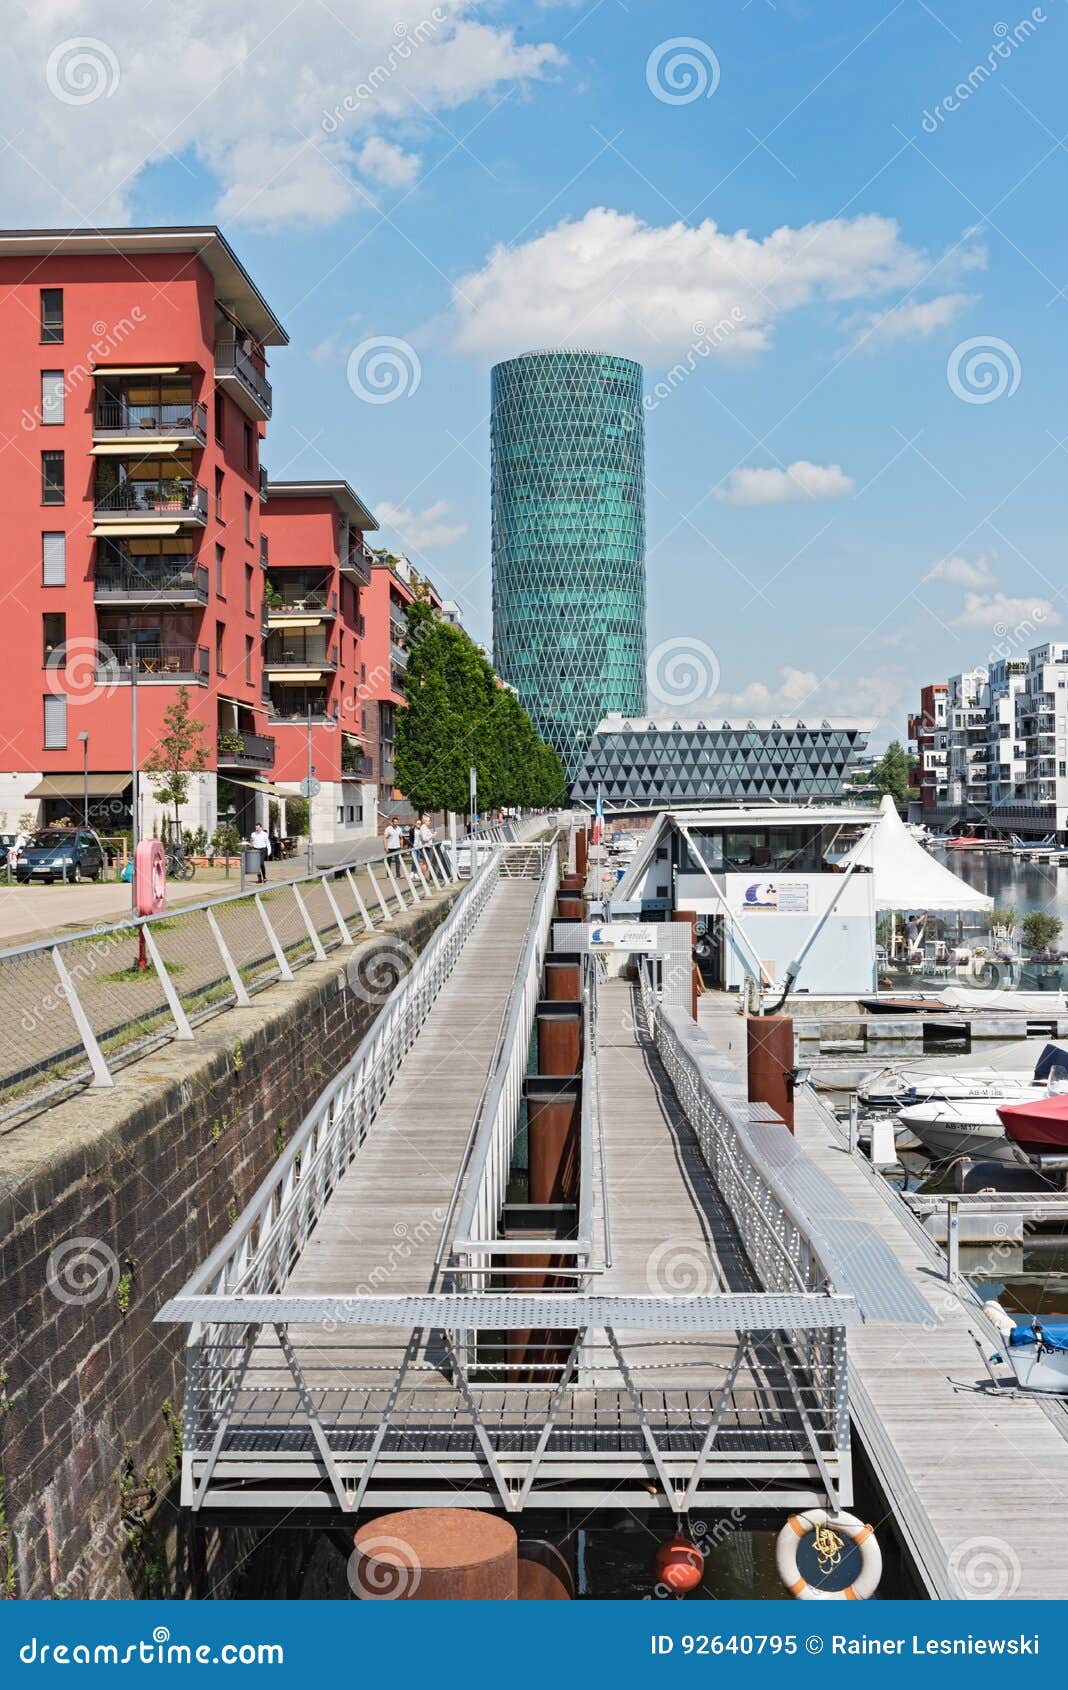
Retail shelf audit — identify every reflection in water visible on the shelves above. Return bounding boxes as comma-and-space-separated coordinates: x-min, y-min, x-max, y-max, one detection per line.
930, 846, 1068, 923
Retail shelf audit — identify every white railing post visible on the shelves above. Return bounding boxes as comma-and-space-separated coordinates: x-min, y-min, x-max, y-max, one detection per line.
206, 908, 252, 1007
292, 884, 328, 962
255, 892, 294, 980
321, 875, 353, 945
365, 862, 392, 924
345, 868, 375, 933
382, 856, 407, 911
51, 945, 114, 1086
142, 923, 194, 1039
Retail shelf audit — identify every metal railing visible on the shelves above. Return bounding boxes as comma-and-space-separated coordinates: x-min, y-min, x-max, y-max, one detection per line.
94, 399, 208, 440
94, 479, 208, 520
216, 731, 276, 769
94, 561, 209, 601
0, 841, 460, 1123
215, 340, 272, 416
100, 642, 210, 681
264, 640, 337, 669
450, 840, 573, 1279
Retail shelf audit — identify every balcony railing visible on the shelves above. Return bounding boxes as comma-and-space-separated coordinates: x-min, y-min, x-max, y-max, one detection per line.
94, 561, 209, 603
94, 479, 208, 522
265, 587, 337, 616
342, 753, 375, 779
94, 399, 207, 442
267, 703, 337, 724
216, 731, 276, 770
341, 545, 372, 586
259, 465, 268, 501
260, 534, 270, 569
214, 340, 272, 420
265, 642, 337, 671
98, 642, 210, 682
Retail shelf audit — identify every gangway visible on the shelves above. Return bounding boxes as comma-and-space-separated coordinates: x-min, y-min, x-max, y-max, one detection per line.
159, 838, 931, 1517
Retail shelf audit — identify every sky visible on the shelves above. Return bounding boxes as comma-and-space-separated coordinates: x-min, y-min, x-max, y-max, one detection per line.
3, 0, 1067, 749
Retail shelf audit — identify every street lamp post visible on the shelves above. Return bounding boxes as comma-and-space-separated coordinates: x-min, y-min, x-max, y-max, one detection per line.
77, 730, 89, 826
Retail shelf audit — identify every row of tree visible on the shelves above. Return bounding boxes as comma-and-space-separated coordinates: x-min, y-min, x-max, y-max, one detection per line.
395, 600, 567, 814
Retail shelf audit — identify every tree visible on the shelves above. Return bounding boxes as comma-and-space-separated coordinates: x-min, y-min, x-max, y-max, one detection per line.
396, 604, 566, 812
1021, 911, 1062, 956
143, 687, 208, 840
872, 740, 910, 809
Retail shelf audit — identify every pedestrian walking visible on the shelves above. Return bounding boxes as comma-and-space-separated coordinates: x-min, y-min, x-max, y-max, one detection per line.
384, 819, 402, 857
415, 815, 434, 867
249, 821, 272, 884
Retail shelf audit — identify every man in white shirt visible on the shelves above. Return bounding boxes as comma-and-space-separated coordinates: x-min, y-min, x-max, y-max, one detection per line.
249, 822, 271, 884
383, 820, 402, 857
415, 816, 433, 866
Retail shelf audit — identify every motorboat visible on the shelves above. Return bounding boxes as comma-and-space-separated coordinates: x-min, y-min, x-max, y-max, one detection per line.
997, 1093, 1068, 1153
897, 1095, 1049, 1162
984, 1304, 1068, 1393
858, 1066, 1036, 1108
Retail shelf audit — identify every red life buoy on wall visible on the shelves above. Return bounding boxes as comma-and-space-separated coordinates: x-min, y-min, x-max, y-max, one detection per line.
134, 839, 167, 916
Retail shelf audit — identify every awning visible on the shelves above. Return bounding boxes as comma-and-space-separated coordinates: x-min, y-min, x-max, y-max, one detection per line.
217, 776, 293, 797
91, 440, 183, 455
93, 365, 182, 376
265, 669, 324, 682
93, 522, 183, 537
25, 773, 132, 799
266, 616, 323, 629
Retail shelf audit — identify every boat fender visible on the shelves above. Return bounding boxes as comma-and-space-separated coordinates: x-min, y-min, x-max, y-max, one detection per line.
983, 1300, 1017, 1346
775, 1508, 881, 1600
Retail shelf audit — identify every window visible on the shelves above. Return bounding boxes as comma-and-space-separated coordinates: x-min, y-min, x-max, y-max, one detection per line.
42, 451, 64, 504
43, 612, 66, 667
41, 371, 65, 425
40, 289, 63, 344
244, 563, 253, 614
244, 635, 253, 684
42, 532, 66, 586
214, 468, 224, 521
243, 492, 252, 541
214, 392, 224, 442
43, 693, 67, 749
215, 621, 225, 675
337, 805, 345, 824
215, 543, 225, 595
242, 422, 253, 470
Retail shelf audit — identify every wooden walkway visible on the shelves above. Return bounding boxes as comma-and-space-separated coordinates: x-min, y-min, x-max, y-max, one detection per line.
700, 994, 1068, 1600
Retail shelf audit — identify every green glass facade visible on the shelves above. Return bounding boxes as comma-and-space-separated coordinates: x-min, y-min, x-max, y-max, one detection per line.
491, 350, 646, 779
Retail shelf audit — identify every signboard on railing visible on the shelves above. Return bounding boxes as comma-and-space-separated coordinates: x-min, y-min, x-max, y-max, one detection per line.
588, 923, 659, 952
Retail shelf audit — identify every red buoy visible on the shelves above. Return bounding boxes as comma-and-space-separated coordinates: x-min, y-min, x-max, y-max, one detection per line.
655, 1535, 703, 1593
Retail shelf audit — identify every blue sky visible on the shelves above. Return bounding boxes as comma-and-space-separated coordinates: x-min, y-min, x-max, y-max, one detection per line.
5, 0, 1068, 746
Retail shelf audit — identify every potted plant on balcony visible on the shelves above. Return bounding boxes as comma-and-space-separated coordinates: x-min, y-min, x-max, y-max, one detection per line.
218, 731, 245, 756
264, 581, 283, 608
154, 476, 186, 513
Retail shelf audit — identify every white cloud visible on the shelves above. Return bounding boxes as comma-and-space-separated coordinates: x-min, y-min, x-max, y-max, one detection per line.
854, 291, 976, 348
717, 460, 854, 507
375, 498, 467, 550
356, 137, 422, 188
708, 667, 823, 714
1, 5, 563, 227
953, 592, 1057, 629
924, 552, 994, 588
453, 205, 978, 361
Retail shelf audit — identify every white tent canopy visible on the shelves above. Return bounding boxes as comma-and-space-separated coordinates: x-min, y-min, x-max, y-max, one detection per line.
840, 795, 992, 912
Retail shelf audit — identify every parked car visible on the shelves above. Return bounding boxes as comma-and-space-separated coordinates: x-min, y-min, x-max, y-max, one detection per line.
16, 827, 105, 884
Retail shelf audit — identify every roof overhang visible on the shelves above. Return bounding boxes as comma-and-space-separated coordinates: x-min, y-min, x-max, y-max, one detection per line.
264, 478, 378, 531
25, 773, 131, 799
0, 226, 287, 345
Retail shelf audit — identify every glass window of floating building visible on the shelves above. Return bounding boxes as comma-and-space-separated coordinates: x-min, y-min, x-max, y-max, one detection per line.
491, 351, 647, 781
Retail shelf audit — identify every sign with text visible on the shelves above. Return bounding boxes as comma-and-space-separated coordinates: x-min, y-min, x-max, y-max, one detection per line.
737, 879, 810, 914
589, 923, 660, 952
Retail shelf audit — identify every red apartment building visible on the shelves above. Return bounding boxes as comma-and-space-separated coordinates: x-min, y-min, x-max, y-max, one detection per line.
0, 224, 462, 850
0, 226, 284, 842
261, 481, 379, 845
908, 682, 949, 814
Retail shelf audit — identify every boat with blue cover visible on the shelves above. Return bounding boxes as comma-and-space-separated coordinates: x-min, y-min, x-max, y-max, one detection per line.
984, 1306, 1068, 1393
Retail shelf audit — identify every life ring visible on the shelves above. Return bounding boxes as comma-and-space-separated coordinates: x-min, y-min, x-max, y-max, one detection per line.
775, 1508, 881, 1600
134, 838, 167, 916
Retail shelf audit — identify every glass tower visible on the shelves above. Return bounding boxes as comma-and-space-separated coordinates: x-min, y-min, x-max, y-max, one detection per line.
491, 350, 646, 779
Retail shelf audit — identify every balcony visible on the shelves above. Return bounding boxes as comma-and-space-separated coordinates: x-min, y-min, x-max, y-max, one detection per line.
214, 340, 272, 422
264, 639, 338, 678
342, 752, 375, 780
94, 478, 208, 527
267, 699, 338, 725
217, 731, 276, 771
341, 542, 372, 587
266, 586, 338, 623
97, 642, 210, 684
259, 465, 269, 502
260, 534, 270, 569
93, 399, 207, 447
94, 559, 209, 606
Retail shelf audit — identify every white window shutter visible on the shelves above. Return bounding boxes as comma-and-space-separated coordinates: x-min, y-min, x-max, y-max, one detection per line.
44, 693, 67, 749
41, 371, 65, 425
42, 532, 66, 586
